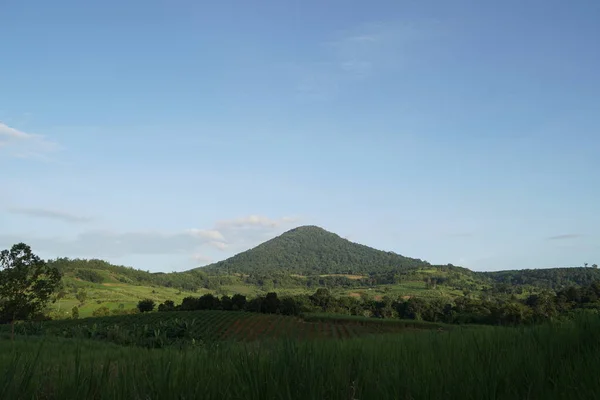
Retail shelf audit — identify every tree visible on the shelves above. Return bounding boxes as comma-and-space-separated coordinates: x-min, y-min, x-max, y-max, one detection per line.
71, 306, 80, 319
158, 300, 175, 312
137, 299, 155, 313
0, 243, 61, 332
220, 295, 233, 311
231, 294, 247, 311
263, 292, 281, 314
593, 264, 598, 269
280, 296, 300, 315
197, 293, 220, 310
310, 288, 332, 312
75, 289, 88, 305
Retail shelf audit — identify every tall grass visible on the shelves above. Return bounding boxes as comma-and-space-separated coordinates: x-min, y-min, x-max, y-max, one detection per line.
1, 315, 599, 399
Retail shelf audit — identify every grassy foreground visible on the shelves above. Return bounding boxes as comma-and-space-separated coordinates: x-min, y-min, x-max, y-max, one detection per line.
2, 315, 599, 400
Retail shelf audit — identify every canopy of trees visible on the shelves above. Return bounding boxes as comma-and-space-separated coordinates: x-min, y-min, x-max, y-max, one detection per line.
201, 226, 430, 276
482, 267, 600, 290
158, 280, 600, 327
0, 243, 61, 324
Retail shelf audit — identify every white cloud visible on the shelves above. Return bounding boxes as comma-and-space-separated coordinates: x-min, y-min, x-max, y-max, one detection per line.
0, 214, 300, 266
186, 229, 225, 241
8, 206, 92, 224
0, 122, 31, 139
192, 253, 213, 266
216, 215, 298, 229
0, 122, 60, 159
208, 241, 228, 250
0, 229, 220, 258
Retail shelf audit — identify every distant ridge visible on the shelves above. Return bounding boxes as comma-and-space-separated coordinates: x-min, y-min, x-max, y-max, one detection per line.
199, 225, 430, 276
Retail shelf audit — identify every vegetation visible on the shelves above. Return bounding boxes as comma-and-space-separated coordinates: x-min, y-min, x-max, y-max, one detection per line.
483, 267, 600, 290
27, 227, 599, 317
202, 226, 431, 276
137, 299, 155, 313
2, 239, 600, 399
0, 310, 438, 348
0, 243, 61, 324
158, 280, 600, 326
2, 314, 599, 399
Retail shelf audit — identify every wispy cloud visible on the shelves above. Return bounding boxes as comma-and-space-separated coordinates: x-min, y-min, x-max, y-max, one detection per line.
547, 234, 583, 241
216, 215, 298, 230
208, 241, 228, 250
8, 206, 92, 224
186, 229, 225, 241
0, 122, 61, 159
0, 229, 222, 258
288, 20, 439, 99
446, 233, 475, 238
192, 253, 213, 266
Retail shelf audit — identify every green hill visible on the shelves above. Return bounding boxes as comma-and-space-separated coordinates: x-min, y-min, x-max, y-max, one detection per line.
18, 225, 598, 317
200, 225, 431, 276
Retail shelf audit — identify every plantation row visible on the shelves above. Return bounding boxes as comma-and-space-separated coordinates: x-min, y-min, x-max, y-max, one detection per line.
1, 311, 432, 347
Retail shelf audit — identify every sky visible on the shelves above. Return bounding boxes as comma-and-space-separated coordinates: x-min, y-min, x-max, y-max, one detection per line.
1, 0, 599, 272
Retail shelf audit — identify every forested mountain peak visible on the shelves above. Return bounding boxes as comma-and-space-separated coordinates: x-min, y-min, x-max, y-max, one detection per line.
199, 225, 430, 275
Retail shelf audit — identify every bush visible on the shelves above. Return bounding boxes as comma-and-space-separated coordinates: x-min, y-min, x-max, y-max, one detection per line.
137, 299, 155, 313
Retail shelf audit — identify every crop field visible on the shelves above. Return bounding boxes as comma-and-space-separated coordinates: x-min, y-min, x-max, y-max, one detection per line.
2, 314, 600, 399
0, 311, 441, 347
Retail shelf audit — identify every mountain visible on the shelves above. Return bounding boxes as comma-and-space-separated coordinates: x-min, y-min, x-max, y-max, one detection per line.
200, 225, 431, 276
29, 225, 599, 318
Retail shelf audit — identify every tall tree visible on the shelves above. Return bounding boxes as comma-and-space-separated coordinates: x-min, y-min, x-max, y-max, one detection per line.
0, 243, 61, 336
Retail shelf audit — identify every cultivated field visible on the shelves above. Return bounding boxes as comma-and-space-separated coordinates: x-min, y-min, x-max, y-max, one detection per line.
1, 314, 598, 399
2, 311, 444, 347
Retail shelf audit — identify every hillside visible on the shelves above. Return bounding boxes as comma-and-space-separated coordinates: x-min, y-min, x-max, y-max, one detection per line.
23, 225, 598, 317
481, 267, 600, 290
200, 225, 431, 276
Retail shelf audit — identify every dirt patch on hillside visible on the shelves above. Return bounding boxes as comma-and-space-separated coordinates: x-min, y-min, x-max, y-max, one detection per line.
319, 274, 365, 280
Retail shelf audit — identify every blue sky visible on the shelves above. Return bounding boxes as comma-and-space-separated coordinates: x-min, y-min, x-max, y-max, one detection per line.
1, 0, 599, 272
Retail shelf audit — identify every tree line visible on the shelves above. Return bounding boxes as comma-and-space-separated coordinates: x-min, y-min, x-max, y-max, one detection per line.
146, 281, 600, 326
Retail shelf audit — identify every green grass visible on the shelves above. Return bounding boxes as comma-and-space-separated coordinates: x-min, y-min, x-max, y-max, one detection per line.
54, 278, 203, 317
55, 272, 482, 319
1, 314, 599, 399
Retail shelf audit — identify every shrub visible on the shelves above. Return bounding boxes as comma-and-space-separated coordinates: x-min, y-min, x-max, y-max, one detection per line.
137, 299, 156, 313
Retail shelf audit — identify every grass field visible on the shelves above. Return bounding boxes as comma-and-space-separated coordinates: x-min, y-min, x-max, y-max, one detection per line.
53, 276, 467, 318
1, 314, 599, 399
